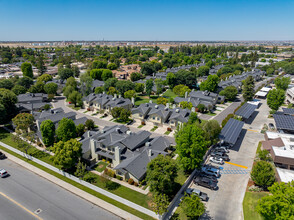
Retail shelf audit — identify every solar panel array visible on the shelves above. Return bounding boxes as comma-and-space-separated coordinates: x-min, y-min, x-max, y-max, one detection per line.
273, 114, 294, 131
282, 108, 294, 116
235, 103, 257, 119
219, 118, 244, 145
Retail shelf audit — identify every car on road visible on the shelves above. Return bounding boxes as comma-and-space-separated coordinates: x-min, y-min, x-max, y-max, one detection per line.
209, 156, 224, 165
269, 123, 275, 130
193, 176, 218, 190
202, 165, 220, 177
0, 151, 6, 159
186, 188, 208, 201
0, 169, 9, 178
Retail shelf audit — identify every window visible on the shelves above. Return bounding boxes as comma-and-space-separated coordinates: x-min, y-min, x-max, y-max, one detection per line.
157, 117, 160, 121
153, 117, 155, 120
290, 165, 294, 171
139, 114, 142, 117
171, 121, 174, 124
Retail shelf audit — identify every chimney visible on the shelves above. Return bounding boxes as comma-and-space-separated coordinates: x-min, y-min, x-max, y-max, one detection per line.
103, 91, 105, 94
185, 91, 188, 99
131, 97, 135, 106
166, 103, 169, 108
149, 100, 153, 103
114, 146, 121, 166
90, 139, 97, 160
148, 149, 152, 157
114, 93, 117, 99
119, 94, 122, 98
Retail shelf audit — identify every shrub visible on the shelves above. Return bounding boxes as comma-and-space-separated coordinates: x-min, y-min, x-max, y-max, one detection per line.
128, 178, 134, 185
134, 182, 138, 186
141, 121, 146, 125
221, 113, 234, 127
84, 173, 96, 183
87, 107, 90, 111
167, 127, 172, 132
116, 175, 123, 181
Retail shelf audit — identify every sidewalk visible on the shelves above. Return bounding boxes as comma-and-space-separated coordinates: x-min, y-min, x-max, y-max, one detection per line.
1, 148, 142, 220
91, 170, 149, 195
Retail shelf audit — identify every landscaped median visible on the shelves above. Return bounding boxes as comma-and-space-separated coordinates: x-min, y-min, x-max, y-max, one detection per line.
0, 128, 156, 220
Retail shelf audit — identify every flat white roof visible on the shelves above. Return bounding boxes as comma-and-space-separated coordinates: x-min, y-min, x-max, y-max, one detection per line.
255, 91, 267, 97
261, 87, 271, 92
247, 100, 260, 106
266, 131, 294, 140
276, 168, 294, 183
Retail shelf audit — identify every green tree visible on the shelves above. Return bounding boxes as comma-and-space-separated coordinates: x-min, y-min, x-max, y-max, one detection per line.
37, 74, 53, 83
180, 101, 193, 110
166, 72, 177, 88
101, 69, 113, 81
151, 193, 170, 216
94, 86, 104, 94
0, 79, 14, 90
173, 84, 191, 97
90, 69, 103, 80
17, 76, 34, 89
12, 113, 34, 133
251, 161, 275, 189
0, 104, 7, 124
242, 76, 255, 101
124, 90, 136, 100
157, 97, 168, 105
71, 65, 80, 77
58, 68, 74, 80
107, 63, 117, 70
219, 86, 238, 101
76, 124, 85, 137
12, 85, 27, 95
44, 82, 58, 95
284, 62, 294, 75
104, 78, 118, 91
75, 159, 87, 179
135, 83, 145, 93
200, 120, 221, 145
119, 108, 131, 122
267, 89, 285, 111
275, 77, 291, 90
40, 119, 55, 147
21, 62, 33, 78
91, 60, 107, 69
197, 66, 210, 76
36, 54, 47, 75
85, 119, 95, 130
115, 80, 134, 96
199, 75, 220, 92
63, 85, 75, 98
29, 81, 44, 93
130, 72, 142, 82
80, 73, 93, 96
68, 90, 83, 107
56, 118, 77, 142
107, 86, 118, 96
180, 194, 205, 219
188, 112, 198, 124
266, 67, 274, 76
155, 79, 164, 95
65, 77, 77, 89
111, 107, 122, 119
175, 124, 210, 172
51, 139, 82, 170
197, 104, 206, 113
145, 79, 154, 97
256, 181, 294, 220
0, 88, 17, 118
146, 154, 178, 195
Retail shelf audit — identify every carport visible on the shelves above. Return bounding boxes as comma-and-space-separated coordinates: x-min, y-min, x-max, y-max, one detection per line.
219, 118, 244, 147
235, 103, 257, 120
273, 114, 294, 134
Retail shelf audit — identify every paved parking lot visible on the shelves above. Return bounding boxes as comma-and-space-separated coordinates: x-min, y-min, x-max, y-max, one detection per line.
187, 98, 271, 220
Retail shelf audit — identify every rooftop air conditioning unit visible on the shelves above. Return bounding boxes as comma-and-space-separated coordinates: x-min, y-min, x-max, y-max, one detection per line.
155, 105, 159, 109
145, 142, 151, 147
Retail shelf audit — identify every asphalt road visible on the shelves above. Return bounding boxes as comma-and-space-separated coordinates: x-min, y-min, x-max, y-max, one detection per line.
53, 97, 176, 145
0, 158, 121, 220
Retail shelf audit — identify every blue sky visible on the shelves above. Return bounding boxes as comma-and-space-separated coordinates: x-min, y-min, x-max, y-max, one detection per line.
0, 0, 293, 41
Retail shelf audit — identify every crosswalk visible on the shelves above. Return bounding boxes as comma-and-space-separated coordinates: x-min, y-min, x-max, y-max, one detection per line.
220, 169, 251, 175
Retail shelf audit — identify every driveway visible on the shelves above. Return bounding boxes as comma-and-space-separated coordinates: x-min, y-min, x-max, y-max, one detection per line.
197, 98, 270, 220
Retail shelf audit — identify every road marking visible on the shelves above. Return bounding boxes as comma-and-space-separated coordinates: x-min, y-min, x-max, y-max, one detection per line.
247, 129, 259, 132
0, 192, 43, 220
224, 162, 248, 169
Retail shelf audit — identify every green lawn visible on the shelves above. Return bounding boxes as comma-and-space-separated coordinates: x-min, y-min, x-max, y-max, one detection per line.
135, 95, 158, 105
150, 126, 158, 132
171, 207, 187, 220
243, 191, 268, 220
68, 104, 81, 111
138, 125, 144, 128
0, 145, 153, 220
94, 161, 109, 172
164, 130, 171, 135
207, 112, 217, 116
175, 166, 188, 186
0, 128, 152, 211
163, 89, 177, 99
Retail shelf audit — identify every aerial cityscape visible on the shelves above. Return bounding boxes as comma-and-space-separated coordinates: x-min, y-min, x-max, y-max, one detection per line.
0, 1, 294, 220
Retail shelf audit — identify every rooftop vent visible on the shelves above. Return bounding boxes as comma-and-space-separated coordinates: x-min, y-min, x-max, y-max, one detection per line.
155, 105, 159, 109
176, 109, 180, 113
145, 142, 151, 147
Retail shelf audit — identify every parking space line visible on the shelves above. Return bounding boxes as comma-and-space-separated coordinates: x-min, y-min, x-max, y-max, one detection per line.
0, 192, 43, 220
247, 129, 259, 132
225, 162, 248, 169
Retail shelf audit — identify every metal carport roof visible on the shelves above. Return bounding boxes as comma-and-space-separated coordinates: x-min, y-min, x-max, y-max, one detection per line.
219, 118, 244, 145
273, 114, 294, 132
235, 103, 257, 119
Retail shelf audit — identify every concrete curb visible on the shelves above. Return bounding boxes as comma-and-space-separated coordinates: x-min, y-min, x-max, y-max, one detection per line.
1, 149, 142, 220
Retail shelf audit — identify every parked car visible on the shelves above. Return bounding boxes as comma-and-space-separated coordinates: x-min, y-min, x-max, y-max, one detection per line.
186, 188, 208, 201
0, 151, 6, 159
198, 171, 218, 183
217, 154, 230, 161
0, 169, 9, 178
194, 176, 218, 190
269, 123, 275, 130
209, 156, 224, 165
214, 147, 229, 153
211, 151, 229, 159
201, 165, 220, 177
206, 163, 221, 170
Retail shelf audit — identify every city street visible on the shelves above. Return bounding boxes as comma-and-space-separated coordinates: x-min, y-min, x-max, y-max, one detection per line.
0, 158, 121, 220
